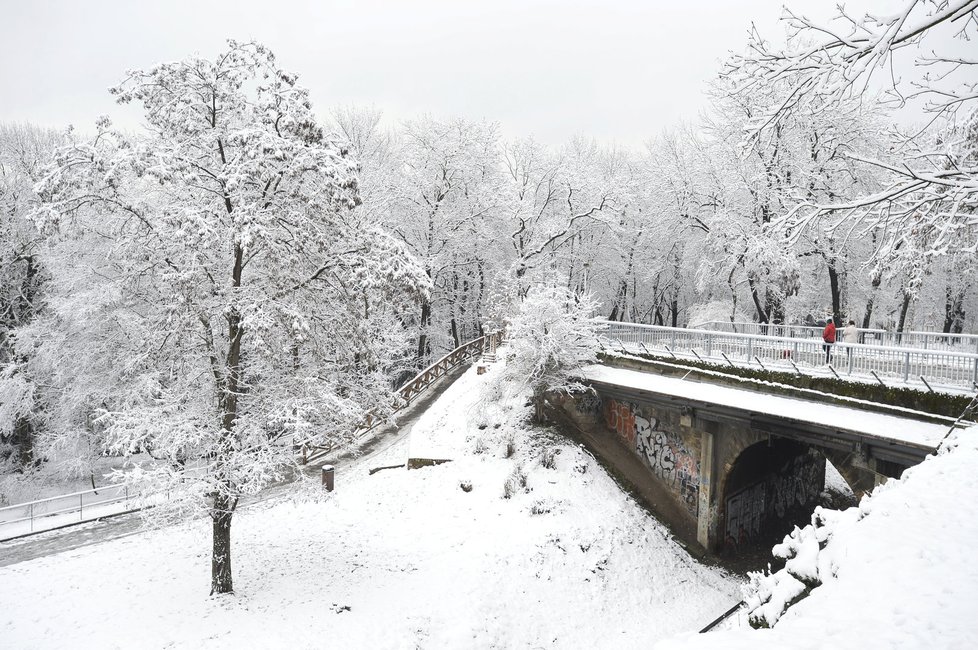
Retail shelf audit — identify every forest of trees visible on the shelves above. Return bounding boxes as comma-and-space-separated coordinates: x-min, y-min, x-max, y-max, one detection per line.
1, 1, 975, 593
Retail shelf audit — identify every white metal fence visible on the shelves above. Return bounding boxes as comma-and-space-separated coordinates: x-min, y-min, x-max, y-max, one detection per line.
600, 320, 978, 391
0, 483, 139, 539
691, 320, 978, 352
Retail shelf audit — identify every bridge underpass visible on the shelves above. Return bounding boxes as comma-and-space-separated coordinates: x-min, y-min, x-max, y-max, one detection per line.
547, 358, 956, 558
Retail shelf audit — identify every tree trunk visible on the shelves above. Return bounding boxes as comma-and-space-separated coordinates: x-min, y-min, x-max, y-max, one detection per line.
746, 274, 769, 324
896, 290, 913, 342
653, 306, 664, 326
861, 300, 874, 330
210, 242, 244, 596
12, 416, 33, 467
608, 279, 627, 322
450, 316, 461, 349
943, 287, 966, 334
827, 262, 842, 324
416, 297, 431, 364
476, 259, 486, 325
862, 272, 882, 330
210, 492, 234, 595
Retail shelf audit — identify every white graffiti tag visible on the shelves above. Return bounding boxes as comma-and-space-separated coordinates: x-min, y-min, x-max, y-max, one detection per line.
634, 415, 700, 515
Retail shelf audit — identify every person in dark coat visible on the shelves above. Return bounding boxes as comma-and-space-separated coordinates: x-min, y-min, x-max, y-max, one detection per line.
822, 318, 836, 364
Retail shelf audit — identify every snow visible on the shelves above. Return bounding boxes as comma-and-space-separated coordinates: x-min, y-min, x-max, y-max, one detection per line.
659, 429, 978, 649
0, 361, 739, 649
823, 460, 851, 495
583, 365, 952, 449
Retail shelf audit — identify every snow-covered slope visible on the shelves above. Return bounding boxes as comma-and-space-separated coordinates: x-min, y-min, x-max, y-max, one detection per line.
0, 362, 739, 649
660, 429, 978, 649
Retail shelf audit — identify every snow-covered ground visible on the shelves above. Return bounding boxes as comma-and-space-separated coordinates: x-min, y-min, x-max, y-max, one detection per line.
661, 428, 978, 649
0, 361, 740, 649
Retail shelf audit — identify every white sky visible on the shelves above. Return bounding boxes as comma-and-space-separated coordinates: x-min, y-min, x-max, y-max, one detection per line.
0, 0, 917, 146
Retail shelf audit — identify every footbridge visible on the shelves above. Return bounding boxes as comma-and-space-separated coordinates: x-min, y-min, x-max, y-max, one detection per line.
549, 340, 971, 556
601, 320, 978, 393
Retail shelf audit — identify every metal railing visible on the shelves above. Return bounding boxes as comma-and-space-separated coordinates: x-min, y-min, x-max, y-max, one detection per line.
298, 331, 503, 465
690, 320, 978, 352
599, 321, 978, 390
0, 483, 138, 539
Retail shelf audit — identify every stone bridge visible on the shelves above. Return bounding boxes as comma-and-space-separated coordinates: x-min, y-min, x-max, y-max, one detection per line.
548, 356, 954, 556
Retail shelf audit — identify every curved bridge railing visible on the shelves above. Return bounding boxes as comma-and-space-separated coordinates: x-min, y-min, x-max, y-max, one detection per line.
299, 331, 502, 465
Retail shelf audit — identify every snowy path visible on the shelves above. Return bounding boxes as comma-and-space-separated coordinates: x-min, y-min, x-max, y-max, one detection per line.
0, 362, 740, 649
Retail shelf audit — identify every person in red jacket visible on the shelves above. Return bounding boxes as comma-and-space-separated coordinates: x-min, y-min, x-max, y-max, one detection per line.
822, 317, 836, 364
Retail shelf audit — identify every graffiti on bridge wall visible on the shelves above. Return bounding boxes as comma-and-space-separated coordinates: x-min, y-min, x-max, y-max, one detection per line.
772, 458, 823, 518
637, 422, 701, 517
724, 484, 765, 549
604, 399, 637, 447
724, 450, 825, 550
603, 399, 700, 516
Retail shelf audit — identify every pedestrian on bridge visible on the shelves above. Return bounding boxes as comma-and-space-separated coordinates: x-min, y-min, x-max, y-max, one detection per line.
842, 320, 859, 360
822, 318, 836, 364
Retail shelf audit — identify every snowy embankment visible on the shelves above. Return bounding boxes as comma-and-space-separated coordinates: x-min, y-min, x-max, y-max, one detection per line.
0, 360, 739, 649
660, 429, 978, 649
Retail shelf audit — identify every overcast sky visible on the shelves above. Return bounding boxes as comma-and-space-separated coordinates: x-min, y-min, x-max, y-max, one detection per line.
1, 1, 882, 146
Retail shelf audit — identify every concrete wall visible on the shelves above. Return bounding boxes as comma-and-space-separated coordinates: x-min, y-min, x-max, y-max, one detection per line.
546, 390, 702, 549
601, 398, 702, 519
549, 387, 829, 556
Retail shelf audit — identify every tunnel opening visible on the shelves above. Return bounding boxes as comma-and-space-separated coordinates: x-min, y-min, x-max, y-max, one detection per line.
720, 438, 825, 558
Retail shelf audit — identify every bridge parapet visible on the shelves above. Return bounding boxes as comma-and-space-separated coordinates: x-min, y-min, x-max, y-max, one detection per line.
691, 320, 978, 352
599, 320, 978, 393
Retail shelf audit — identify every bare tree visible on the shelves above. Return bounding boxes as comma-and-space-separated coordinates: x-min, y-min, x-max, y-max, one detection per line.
723, 1, 978, 262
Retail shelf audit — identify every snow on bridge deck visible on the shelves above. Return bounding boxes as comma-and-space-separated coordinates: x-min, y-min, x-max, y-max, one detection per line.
582, 365, 953, 452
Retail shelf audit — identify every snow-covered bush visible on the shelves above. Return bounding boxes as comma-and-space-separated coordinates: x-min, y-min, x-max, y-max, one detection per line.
540, 446, 559, 470
493, 284, 600, 421
746, 433, 969, 630
744, 492, 870, 627
503, 463, 528, 499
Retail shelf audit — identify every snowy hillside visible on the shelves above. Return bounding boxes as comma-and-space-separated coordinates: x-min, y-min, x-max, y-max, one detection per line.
0, 363, 739, 649
660, 429, 978, 649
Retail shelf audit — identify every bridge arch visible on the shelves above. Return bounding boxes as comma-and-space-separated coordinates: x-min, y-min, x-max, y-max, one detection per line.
719, 438, 826, 554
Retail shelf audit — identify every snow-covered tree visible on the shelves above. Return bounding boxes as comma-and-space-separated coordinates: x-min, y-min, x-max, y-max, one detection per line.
502, 137, 618, 297
0, 123, 64, 469
722, 1, 978, 263
496, 284, 600, 422
635, 127, 715, 326
30, 41, 428, 594
382, 116, 503, 361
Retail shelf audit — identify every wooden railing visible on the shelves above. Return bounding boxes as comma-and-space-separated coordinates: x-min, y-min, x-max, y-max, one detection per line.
299, 331, 502, 465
